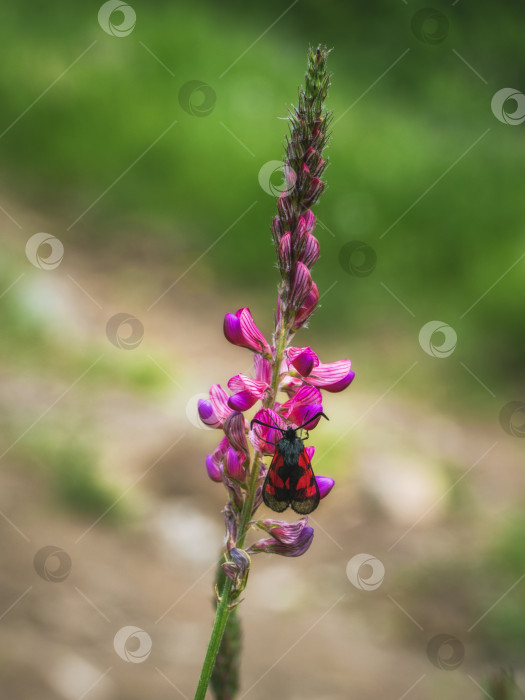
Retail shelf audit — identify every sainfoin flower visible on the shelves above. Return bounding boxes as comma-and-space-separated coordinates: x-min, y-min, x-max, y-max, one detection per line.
199, 45, 352, 561
194, 46, 354, 699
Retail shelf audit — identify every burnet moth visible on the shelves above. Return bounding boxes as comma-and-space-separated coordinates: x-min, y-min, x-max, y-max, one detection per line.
250, 411, 328, 515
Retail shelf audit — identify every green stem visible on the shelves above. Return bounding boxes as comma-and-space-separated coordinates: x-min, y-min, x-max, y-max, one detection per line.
193, 575, 234, 700
193, 328, 289, 700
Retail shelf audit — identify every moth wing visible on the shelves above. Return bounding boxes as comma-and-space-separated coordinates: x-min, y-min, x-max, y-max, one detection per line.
263, 450, 290, 513
290, 449, 320, 515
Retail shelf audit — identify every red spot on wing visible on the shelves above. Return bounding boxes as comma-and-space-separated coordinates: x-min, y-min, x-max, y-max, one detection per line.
297, 451, 312, 471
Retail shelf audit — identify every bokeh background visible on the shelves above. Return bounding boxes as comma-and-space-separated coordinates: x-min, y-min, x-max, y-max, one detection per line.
1, 1, 524, 698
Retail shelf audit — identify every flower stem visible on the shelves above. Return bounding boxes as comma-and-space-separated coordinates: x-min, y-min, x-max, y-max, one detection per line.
193, 574, 234, 700
194, 320, 289, 699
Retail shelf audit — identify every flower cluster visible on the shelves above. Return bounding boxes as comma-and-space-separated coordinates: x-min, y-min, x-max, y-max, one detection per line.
198, 46, 354, 581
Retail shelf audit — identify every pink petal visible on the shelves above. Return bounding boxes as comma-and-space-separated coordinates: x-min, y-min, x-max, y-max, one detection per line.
254, 354, 272, 384
238, 308, 271, 354
228, 391, 259, 411
281, 384, 322, 410
249, 408, 286, 454
209, 384, 231, 422
287, 403, 324, 429
224, 308, 270, 354
206, 437, 229, 482
227, 374, 266, 396
316, 476, 335, 499
223, 447, 246, 481
308, 360, 355, 393
287, 346, 320, 377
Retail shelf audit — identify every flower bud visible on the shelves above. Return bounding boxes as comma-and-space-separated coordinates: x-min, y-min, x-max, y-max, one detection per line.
277, 192, 293, 223
221, 548, 251, 595
271, 215, 284, 246
303, 177, 325, 207
278, 232, 292, 273
223, 411, 249, 455
293, 282, 319, 328
298, 233, 320, 269
289, 262, 313, 310
223, 447, 246, 482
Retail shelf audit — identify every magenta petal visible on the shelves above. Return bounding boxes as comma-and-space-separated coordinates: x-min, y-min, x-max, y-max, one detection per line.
206, 454, 222, 482
224, 308, 270, 354
238, 308, 271, 354
224, 447, 245, 481
316, 476, 335, 499
228, 391, 259, 411
288, 346, 320, 377
223, 312, 243, 346
288, 403, 324, 429
290, 262, 313, 309
198, 399, 220, 428
325, 370, 355, 392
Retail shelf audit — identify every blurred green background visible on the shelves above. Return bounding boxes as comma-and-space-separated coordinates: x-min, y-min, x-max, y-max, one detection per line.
1, 1, 524, 699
